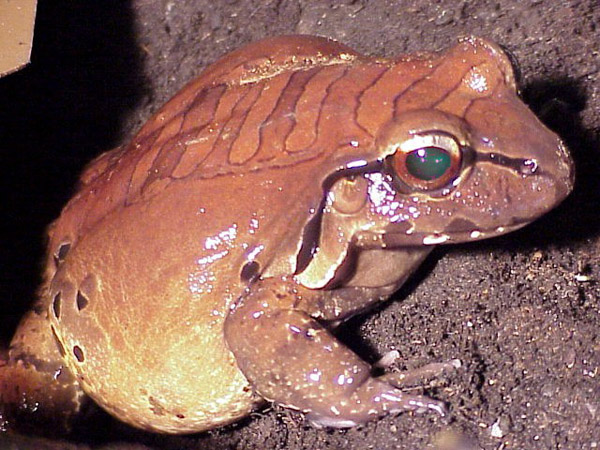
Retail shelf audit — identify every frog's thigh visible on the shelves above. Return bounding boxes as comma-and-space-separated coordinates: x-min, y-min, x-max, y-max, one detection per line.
0, 307, 84, 433
224, 278, 444, 427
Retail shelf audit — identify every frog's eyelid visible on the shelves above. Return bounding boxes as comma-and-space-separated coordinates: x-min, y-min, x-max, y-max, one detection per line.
409, 129, 463, 141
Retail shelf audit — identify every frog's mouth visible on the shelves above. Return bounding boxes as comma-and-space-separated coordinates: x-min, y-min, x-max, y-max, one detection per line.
376, 219, 532, 249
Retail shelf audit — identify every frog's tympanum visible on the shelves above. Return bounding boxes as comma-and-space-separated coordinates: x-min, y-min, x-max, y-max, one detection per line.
0, 36, 573, 434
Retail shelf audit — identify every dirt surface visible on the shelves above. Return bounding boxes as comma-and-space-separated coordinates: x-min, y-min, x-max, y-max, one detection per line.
1, 1, 599, 449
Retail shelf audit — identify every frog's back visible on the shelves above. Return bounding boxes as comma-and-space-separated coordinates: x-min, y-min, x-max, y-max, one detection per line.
47, 36, 370, 254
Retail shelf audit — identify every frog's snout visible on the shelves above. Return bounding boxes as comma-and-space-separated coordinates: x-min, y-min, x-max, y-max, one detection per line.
506, 137, 575, 230
552, 138, 576, 203
522, 130, 575, 214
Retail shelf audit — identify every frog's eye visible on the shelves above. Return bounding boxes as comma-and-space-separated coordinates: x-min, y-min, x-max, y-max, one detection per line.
391, 132, 462, 191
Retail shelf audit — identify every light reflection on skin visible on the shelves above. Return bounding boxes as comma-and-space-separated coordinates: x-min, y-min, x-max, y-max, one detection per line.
204, 224, 238, 250
188, 217, 267, 295
466, 70, 489, 93
365, 172, 421, 223
189, 224, 238, 294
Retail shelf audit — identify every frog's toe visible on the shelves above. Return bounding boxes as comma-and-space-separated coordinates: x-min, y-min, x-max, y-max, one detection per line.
305, 379, 447, 429
383, 390, 448, 417
378, 359, 462, 388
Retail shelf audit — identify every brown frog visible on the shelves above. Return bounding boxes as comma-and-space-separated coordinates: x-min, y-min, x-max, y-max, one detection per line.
0, 35, 574, 434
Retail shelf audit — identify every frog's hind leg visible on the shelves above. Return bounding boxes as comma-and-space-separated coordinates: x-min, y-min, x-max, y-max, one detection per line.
0, 303, 86, 434
224, 278, 447, 428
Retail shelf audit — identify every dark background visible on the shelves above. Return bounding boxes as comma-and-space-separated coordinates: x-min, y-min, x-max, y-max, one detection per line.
1, 1, 598, 448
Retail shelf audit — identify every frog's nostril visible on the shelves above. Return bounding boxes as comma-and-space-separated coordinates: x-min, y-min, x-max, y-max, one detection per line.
52, 292, 62, 319
518, 158, 538, 176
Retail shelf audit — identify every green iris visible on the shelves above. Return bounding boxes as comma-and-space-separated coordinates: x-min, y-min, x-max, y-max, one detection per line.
405, 147, 451, 181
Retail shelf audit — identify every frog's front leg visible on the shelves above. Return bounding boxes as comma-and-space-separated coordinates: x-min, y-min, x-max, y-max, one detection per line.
224, 277, 446, 427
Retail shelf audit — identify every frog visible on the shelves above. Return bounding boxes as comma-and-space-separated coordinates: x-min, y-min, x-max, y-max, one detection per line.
0, 35, 574, 435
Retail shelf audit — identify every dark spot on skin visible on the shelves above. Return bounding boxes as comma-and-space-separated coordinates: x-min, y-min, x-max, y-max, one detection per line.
240, 260, 260, 282
387, 220, 413, 235
149, 396, 166, 416
77, 274, 97, 311
51, 326, 66, 357
33, 303, 44, 316
444, 217, 479, 234
73, 345, 85, 363
52, 292, 62, 319
176, 414, 185, 419
270, 310, 284, 320
54, 242, 71, 266
76, 291, 89, 311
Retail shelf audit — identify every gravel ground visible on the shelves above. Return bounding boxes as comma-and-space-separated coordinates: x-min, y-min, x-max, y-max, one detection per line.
1, 1, 598, 449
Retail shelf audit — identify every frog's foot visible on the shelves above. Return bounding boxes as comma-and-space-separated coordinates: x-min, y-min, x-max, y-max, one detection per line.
224, 278, 450, 428
377, 358, 462, 388
0, 355, 85, 435
1, 309, 87, 435
305, 379, 447, 428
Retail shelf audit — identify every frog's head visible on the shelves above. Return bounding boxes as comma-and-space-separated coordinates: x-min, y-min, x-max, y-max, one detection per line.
347, 37, 574, 249
296, 37, 574, 289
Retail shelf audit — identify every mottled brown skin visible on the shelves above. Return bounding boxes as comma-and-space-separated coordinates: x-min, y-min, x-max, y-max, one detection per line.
0, 35, 573, 434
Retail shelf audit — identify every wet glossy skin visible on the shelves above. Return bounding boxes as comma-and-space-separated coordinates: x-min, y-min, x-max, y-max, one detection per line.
0, 35, 573, 434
